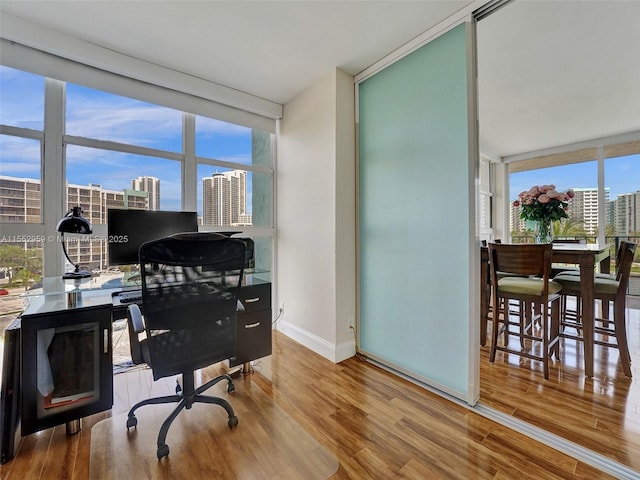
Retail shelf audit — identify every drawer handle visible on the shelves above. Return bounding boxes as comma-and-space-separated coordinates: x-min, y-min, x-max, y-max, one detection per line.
245, 297, 260, 303
245, 322, 261, 329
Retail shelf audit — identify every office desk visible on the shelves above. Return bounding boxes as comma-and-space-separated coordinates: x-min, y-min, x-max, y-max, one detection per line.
0, 271, 271, 463
480, 243, 610, 378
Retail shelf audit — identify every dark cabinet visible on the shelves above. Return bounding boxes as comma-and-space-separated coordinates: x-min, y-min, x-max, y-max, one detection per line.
229, 282, 272, 367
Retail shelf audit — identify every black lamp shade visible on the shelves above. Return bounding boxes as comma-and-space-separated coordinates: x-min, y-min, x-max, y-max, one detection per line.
57, 206, 92, 234
57, 207, 93, 279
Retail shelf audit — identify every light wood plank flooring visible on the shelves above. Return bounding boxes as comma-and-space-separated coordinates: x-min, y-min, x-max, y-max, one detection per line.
480, 302, 640, 474
0, 330, 623, 480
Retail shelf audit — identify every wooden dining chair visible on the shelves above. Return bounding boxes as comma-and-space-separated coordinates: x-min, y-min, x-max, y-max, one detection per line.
553, 241, 636, 377
554, 241, 627, 329
488, 243, 563, 380
481, 239, 510, 346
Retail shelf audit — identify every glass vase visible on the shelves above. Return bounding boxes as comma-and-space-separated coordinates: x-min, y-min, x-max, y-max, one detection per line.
534, 219, 552, 243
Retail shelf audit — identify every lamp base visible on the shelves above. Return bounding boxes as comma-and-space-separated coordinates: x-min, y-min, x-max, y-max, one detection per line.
62, 270, 92, 280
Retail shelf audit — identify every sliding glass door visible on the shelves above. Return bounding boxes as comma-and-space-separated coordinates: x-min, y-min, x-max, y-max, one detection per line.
357, 22, 479, 404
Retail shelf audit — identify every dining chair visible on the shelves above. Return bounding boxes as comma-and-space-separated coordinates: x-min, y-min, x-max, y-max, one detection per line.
553, 241, 636, 377
554, 241, 627, 328
481, 239, 513, 346
488, 242, 563, 380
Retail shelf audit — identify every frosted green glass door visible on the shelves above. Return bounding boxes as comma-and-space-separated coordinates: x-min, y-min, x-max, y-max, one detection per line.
358, 23, 477, 403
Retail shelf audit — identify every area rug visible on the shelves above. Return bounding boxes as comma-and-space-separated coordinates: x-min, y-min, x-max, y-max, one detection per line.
89, 379, 338, 480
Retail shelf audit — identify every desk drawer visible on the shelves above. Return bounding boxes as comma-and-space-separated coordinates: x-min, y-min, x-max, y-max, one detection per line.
230, 310, 272, 366
238, 283, 271, 313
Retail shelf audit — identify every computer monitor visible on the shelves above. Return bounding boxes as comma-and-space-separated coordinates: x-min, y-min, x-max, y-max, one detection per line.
107, 209, 198, 266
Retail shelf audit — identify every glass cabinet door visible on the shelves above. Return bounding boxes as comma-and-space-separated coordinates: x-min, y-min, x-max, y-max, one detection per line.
21, 304, 112, 435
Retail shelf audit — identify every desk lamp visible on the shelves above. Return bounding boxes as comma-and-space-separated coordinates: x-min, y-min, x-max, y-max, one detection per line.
56, 206, 93, 279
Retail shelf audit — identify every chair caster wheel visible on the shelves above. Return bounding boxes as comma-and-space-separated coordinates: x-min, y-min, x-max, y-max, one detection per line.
227, 382, 235, 394
228, 415, 239, 429
157, 443, 169, 459
126, 416, 137, 429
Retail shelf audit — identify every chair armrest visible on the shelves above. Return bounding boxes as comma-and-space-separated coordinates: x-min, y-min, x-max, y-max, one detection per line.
127, 304, 146, 365
127, 304, 145, 333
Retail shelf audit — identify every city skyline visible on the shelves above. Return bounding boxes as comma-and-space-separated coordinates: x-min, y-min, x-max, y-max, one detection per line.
509, 156, 640, 200
0, 66, 257, 214
0, 170, 251, 227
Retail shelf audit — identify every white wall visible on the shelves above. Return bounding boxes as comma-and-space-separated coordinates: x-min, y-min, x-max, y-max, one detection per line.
276, 68, 356, 362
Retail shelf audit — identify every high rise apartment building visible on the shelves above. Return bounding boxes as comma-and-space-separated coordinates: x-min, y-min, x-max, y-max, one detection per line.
567, 187, 609, 235
509, 202, 527, 233
202, 170, 249, 227
0, 176, 41, 223
131, 176, 160, 210
615, 191, 640, 235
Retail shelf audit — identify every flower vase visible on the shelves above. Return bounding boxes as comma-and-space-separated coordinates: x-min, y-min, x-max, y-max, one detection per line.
535, 219, 552, 243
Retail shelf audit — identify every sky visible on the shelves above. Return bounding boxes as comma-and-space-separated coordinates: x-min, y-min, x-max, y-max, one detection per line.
510, 155, 640, 201
1, 65, 639, 211
0, 66, 255, 213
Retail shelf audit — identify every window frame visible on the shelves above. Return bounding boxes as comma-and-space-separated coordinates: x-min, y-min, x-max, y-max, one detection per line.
1, 66, 277, 278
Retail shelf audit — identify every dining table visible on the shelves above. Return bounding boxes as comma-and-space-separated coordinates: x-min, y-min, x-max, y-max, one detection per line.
480, 242, 611, 378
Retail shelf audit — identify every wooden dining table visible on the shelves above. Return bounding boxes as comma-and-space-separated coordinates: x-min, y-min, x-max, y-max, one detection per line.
480, 242, 611, 378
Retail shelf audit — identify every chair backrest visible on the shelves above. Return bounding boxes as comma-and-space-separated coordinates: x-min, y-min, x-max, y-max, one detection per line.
139, 232, 246, 380
612, 241, 630, 281
488, 243, 554, 298
616, 241, 637, 291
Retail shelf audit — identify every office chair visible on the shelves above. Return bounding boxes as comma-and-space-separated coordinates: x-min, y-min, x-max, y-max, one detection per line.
125, 232, 246, 459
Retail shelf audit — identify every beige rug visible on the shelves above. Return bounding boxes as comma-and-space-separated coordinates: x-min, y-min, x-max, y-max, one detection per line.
90, 379, 338, 480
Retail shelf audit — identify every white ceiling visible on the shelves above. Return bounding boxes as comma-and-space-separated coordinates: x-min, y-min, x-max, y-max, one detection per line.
477, 0, 640, 158
1, 0, 639, 158
0, 0, 471, 104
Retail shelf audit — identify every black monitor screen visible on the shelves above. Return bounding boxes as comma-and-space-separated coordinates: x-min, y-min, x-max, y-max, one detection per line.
107, 209, 198, 266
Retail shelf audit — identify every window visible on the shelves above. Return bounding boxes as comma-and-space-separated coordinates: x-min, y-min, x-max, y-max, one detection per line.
509, 150, 640, 246
604, 153, 640, 237
66, 146, 181, 214
66, 84, 182, 152
0, 136, 42, 223
195, 116, 274, 228
1, 65, 275, 284
478, 157, 493, 241
0, 66, 44, 130
510, 160, 598, 241
0, 67, 45, 295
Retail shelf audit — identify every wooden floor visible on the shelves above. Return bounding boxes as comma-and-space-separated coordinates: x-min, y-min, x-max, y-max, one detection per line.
480, 301, 640, 474
0, 330, 627, 480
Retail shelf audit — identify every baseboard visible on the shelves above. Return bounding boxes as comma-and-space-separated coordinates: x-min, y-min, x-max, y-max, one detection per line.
276, 321, 356, 363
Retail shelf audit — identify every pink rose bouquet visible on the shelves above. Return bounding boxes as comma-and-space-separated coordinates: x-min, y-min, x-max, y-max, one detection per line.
512, 184, 574, 223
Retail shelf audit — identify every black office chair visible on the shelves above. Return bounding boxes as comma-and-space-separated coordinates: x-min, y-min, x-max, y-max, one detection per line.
125, 232, 246, 459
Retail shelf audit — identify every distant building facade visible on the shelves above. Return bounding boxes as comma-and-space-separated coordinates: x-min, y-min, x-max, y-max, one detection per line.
0, 175, 150, 270
131, 176, 160, 210
202, 170, 249, 227
509, 186, 615, 237
615, 191, 640, 235
566, 187, 607, 235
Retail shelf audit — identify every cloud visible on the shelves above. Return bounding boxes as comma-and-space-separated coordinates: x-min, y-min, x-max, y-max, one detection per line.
0, 136, 41, 177
66, 102, 182, 147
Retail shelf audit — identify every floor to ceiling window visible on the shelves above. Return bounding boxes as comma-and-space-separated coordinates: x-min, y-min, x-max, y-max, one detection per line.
0, 64, 275, 300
